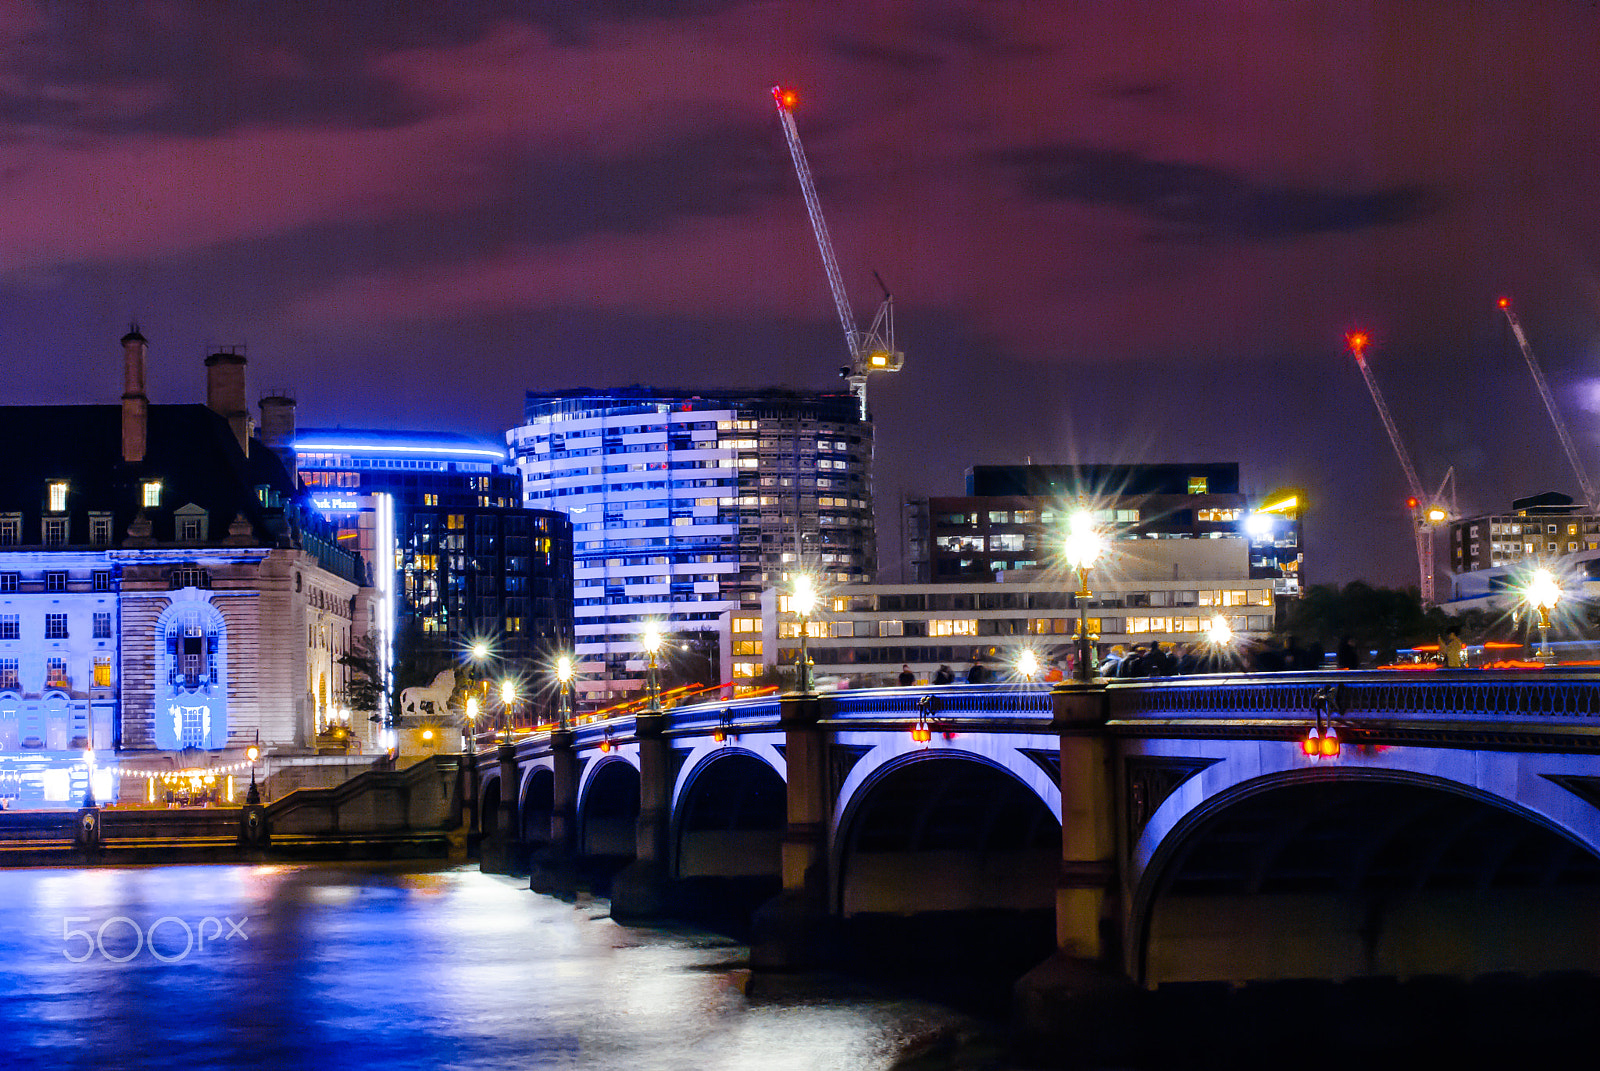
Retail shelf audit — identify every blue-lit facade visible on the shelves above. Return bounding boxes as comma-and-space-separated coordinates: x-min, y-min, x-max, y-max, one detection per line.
295, 429, 574, 687
509, 387, 874, 705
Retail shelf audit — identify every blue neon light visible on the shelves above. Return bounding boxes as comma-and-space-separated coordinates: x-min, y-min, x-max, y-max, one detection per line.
296, 440, 506, 461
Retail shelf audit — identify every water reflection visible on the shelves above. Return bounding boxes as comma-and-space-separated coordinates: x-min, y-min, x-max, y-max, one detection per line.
0, 865, 975, 1070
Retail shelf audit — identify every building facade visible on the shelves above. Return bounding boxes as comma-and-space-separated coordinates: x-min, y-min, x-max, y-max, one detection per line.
509, 387, 874, 706
1449, 491, 1600, 575
906, 463, 1303, 597
736, 538, 1275, 689
293, 428, 574, 720
0, 330, 367, 807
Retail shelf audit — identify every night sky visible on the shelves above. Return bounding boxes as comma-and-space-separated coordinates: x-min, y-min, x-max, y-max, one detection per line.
3, 3, 1598, 588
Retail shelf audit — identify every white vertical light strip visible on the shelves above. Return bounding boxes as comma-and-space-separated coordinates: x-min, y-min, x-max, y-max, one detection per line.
375, 492, 397, 750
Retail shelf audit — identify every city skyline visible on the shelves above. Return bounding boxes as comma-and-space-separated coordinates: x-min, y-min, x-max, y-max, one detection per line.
1, 3, 1597, 589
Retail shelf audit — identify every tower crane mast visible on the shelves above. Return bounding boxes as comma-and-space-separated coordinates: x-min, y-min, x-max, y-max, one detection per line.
1347, 332, 1453, 605
771, 86, 902, 420
1498, 297, 1599, 512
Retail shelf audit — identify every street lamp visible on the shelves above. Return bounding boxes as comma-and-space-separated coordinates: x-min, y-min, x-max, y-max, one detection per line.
556, 655, 574, 730
642, 624, 664, 713
1205, 615, 1233, 646
792, 575, 817, 694
1063, 507, 1105, 682
245, 735, 261, 805
1016, 648, 1039, 682
1525, 568, 1561, 664
464, 695, 478, 756
500, 679, 516, 738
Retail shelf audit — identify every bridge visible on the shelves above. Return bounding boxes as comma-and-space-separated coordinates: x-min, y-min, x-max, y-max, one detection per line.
473, 672, 1600, 1014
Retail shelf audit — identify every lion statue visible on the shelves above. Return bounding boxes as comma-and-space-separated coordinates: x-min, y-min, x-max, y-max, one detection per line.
399, 668, 457, 718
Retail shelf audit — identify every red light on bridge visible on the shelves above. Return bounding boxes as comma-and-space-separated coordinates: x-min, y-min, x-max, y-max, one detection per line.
1303, 726, 1341, 758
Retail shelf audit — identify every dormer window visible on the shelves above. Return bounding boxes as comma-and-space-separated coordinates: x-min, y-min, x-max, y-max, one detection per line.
142, 480, 162, 508
0, 515, 17, 546
47, 481, 67, 512
42, 518, 67, 546
173, 503, 209, 543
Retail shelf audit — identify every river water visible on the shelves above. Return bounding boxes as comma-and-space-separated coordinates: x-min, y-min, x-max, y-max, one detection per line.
0, 864, 992, 1071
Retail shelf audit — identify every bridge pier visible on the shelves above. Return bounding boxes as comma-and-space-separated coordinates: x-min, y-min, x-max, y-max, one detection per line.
529, 729, 581, 896
611, 711, 676, 920
1016, 680, 1137, 1042
751, 692, 837, 970
480, 742, 525, 875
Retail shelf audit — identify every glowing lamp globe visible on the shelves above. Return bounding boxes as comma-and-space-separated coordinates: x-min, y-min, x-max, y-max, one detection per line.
1063, 510, 1103, 572
465, 696, 478, 722
501, 680, 516, 705
557, 656, 573, 684
1017, 649, 1039, 679
1206, 616, 1232, 645
471, 642, 488, 661
1527, 568, 1561, 611
642, 624, 663, 655
792, 576, 816, 616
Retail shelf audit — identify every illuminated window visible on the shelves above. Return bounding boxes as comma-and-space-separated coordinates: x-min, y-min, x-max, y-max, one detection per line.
93, 656, 112, 687
447, 515, 466, 530
0, 659, 16, 688
46, 657, 67, 685
1187, 476, 1208, 495
732, 640, 762, 656
732, 662, 759, 678
47, 481, 67, 512
930, 619, 978, 637
142, 480, 162, 508
505, 617, 523, 633
732, 618, 761, 633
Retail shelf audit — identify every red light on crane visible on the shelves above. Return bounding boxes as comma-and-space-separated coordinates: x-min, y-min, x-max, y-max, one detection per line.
772, 85, 798, 110
1346, 331, 1369, 355
1406, 496, 1419, 510
1497, 296, 1510, 309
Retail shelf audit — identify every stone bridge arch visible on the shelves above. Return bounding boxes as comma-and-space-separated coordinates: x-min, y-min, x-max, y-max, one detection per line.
832, 745, 1060, 918
519, 760, 554, 845
1131, 764, 1600, 986
578, 753, 642, 864
669, 744, 787, 881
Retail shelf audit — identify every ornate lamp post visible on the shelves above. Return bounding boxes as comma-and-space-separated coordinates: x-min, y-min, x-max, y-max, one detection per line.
464, 696, 478, 757
1525, 568, 1561, 664
556, 655, 574, 730
642, 624, 664, 713
1063, 508, 1105, 682
792, 575, 816, 694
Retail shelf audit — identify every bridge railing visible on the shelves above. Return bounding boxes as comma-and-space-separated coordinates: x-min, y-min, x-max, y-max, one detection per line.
1107, 669, 1600, 722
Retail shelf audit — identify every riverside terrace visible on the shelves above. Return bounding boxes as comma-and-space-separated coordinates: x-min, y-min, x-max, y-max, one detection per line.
472, 671, 1600, 1010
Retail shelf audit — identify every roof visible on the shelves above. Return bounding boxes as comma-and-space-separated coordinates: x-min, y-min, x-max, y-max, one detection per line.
0, 403, 298, 547
295, 427, 508, 463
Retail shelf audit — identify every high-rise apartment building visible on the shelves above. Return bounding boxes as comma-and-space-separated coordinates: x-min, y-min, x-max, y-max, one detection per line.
508, 387, 874, 705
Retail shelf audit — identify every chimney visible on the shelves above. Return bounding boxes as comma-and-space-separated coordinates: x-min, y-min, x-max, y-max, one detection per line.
258, 392, 298, 483
121, 324, 148, 463
205, 348, 252, 455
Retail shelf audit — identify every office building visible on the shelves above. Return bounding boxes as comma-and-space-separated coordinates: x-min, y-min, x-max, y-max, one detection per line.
740, 538, 1274, 689
509, 387, 874, 705
1449, 491, 1600, 574
906, 463, 1303, 596
293, 428, 574, 715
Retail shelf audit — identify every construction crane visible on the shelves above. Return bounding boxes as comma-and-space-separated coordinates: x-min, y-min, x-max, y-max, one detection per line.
771, 85, 903, 420
1347, 331, 1455, 604
1498, 297, 1599, 511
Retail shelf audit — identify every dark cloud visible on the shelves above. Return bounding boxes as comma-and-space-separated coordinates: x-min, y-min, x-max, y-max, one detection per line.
827, 37, 947, 72
995, 144, 1441, 241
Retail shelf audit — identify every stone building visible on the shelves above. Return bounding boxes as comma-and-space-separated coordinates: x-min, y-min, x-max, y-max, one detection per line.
0, 328, 368, 807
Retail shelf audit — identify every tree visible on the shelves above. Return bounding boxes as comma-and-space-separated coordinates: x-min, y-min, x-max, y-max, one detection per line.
1279, 581, 1445, 665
